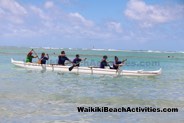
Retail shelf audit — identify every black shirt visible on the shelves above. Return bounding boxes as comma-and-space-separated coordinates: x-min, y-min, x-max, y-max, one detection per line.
58, 56, 69, 65
113, 61, 122, 69
73, 58, 82, 66
100, 60, 108, 68
41, 56, 49, 64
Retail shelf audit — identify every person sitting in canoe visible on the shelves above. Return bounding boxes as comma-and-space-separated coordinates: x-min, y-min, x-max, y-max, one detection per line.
100, 55, 110, 69
68, 54, 87, 71
73, 54, 87, 67
26, 49, 38, 63
58, 51, 72, 65
113, 56, 127, 69
40, 53, 49, 64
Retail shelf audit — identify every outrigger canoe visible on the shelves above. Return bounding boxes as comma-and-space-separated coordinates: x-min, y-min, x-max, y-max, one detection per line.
11, 58, 162, 76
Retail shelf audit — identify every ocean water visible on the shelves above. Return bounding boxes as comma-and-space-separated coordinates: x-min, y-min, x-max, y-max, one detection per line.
0, 46, 184, 123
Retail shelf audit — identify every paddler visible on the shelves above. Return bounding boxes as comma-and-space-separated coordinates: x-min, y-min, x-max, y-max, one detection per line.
26, 49, 38, 63
112, 56, 127, 69
100, 55, 109, 68
58, 51, 72, 65
40, 53, 49, 64
72, 54, 87, 67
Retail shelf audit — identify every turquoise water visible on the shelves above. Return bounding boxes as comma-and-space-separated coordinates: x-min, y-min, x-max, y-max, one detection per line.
0, 46, 184, 123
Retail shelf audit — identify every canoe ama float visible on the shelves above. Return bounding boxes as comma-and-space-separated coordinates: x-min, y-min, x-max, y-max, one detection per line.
11, 58, 162, 76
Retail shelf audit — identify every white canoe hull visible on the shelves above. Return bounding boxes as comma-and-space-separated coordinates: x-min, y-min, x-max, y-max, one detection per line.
11, 58, 162, 76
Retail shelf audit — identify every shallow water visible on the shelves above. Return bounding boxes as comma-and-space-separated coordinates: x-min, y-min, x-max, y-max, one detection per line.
0, 46, 184, 123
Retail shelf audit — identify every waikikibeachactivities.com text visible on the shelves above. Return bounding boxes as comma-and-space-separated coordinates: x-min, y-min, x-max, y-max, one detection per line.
77, 107, 178, 113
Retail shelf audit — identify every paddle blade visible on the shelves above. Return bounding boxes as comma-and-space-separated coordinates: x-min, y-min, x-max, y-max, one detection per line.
38, 60, 41, 64
69, 65, 74, 71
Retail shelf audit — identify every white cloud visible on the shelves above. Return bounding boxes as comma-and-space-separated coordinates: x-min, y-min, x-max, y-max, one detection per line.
0, 0, 27, 15
106, 22, 122, 33
124, 0, 184, 27
0, 0, 125, 45
30, 6, 50, 20
0, 0, 121, 41
68, 12, 94, 27
44, 1, 54, 9
0, 0, 27, 24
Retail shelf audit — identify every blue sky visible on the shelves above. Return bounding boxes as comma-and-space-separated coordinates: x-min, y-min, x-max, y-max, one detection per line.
0, 0, 184, 51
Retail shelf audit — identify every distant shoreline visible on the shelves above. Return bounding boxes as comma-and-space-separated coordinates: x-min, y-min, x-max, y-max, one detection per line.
0, 45, 184, 53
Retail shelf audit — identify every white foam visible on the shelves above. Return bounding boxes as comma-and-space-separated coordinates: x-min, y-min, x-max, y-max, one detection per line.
91, 48, 106, 51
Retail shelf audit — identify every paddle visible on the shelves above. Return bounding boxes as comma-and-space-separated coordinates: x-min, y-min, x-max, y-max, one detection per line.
122, 59, 127, 63
117, 59, 127, 69
107, 62, 113, 69
69, 63, 78, 71
32, 49, 39, 59
69, 58, 87, 71
32, 49, 41, 64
